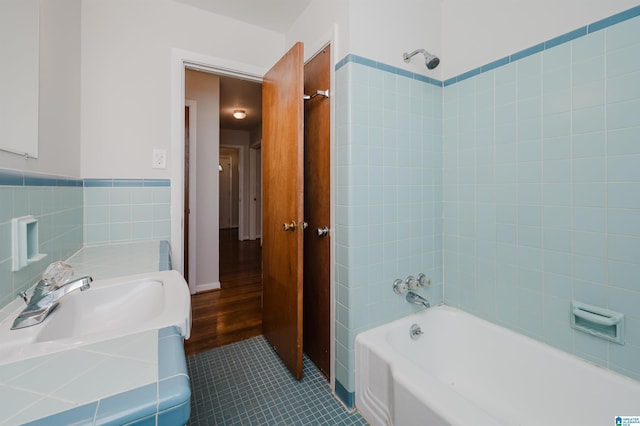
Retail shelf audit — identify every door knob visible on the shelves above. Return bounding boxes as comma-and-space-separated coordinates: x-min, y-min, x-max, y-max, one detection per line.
283, 220, 297, 232
316, 226, 329, 237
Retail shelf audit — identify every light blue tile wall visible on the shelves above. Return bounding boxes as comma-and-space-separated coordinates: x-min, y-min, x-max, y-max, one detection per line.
0, 170, 83, 310
443, 14, 640, 381
84, 180, 171, 246
335, 57, 443, 394
0, 174, 171, 311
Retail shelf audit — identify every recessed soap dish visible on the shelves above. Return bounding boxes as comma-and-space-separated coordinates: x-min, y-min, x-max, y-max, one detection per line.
11, 215, 46, 271
570, 301, 624, 345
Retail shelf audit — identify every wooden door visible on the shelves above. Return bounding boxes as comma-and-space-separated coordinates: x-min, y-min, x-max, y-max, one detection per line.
303, 45, 331, 378
262, 42, 305, 379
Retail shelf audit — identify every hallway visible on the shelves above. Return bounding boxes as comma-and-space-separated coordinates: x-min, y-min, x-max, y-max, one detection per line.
184, 229, 262, 355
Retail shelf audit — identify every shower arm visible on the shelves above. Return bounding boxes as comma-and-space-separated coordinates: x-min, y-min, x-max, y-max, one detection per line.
403, 49, 427, 63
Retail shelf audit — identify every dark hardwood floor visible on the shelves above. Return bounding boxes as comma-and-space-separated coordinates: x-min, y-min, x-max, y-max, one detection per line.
184, 228, 262, 356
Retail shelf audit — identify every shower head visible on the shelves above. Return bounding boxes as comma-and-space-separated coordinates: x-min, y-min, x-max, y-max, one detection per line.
403, 48, 440, 70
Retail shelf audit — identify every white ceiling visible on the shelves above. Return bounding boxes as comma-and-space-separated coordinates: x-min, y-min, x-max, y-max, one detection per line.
174, 0, 313, 33
218, 75, 262, 132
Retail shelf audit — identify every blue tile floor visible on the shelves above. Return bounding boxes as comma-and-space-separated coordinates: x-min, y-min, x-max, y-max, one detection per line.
186, 336, 368, 425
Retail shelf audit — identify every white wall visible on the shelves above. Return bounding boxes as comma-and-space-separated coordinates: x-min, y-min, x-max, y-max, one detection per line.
288, 0, 443, 78
80, 0, 285, 179
0, 0, 81, 177
287, 0, 348, 61
441, 0, 640, 79
185, 69, 220, 290
349, 0, 444, 79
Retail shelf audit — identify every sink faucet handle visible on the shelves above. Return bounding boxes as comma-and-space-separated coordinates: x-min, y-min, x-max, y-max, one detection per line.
17, 291, 28, 304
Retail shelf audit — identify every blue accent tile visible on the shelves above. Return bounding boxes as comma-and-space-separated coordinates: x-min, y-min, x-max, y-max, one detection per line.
335, 54, 350, 71
545, 27, 587, 49
143, 179, 170, 187
415, 73, 441, 86
157, 400, 190, 426
95, 383, 157, 426
443, 77, 457, 87
24, 174, 57, 187
481, 56, 510, 72
84, 179, 113, 187
123, 414, 156, 426
159, 325, 181, 339
23, 402, 98, 426
335, 379, 355, 409
58, 177, 83, 187
158, 375, 191, 412
510, 43, 544, 62
159, 335, 188, 379
113, 179, 142, 187
588, 5, 640, 33
159, 240, 172, 271
335, 54, 443, 87
0, 169, 23, 185
352, 54, 377, 69
394, 66, 414, 80
455, 67, 482, 83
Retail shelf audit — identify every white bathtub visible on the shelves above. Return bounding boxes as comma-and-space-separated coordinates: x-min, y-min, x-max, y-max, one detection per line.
355, 305, 640, 426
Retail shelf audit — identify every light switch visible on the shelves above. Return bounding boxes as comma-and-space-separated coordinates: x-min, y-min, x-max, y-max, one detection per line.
152, 149, 167, 169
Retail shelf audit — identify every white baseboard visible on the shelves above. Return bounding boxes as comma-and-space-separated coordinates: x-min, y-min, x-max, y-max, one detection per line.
196, 281, 221, 293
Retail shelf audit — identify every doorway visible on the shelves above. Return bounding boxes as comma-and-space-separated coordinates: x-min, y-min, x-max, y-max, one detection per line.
172, 40, 335, 382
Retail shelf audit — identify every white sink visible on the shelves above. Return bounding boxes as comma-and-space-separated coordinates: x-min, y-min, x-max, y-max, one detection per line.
0, 270, 191, 366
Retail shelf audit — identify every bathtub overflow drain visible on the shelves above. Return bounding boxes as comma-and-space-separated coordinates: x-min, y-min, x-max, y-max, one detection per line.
410, 324, 423, 340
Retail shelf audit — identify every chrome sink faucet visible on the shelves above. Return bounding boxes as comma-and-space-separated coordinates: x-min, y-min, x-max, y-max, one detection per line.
11, 276, 93, 330
405, 291, 430, 309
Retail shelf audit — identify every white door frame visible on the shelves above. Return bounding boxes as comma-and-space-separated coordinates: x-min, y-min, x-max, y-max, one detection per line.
170, 32, 337, 388
170, 48, 265, 279
185, 100, 198, 295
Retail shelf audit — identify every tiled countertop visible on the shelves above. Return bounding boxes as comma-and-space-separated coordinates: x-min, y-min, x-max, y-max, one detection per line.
67, 241, 172, 279
0, 241, 189, 426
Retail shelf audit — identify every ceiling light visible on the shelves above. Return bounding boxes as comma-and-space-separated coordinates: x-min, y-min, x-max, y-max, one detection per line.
233, 110, 246, 119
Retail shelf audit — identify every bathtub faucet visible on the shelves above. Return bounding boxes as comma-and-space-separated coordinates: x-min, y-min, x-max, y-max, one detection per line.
406, 291, 430, 308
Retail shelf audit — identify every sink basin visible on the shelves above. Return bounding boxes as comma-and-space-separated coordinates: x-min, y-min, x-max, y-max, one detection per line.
0, 270, 191, 366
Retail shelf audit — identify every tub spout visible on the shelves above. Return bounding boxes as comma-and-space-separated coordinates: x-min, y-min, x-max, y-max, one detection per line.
406, 291, 430, 308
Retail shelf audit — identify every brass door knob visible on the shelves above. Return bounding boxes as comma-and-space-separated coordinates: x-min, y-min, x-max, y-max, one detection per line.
282, 220, 297, 232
